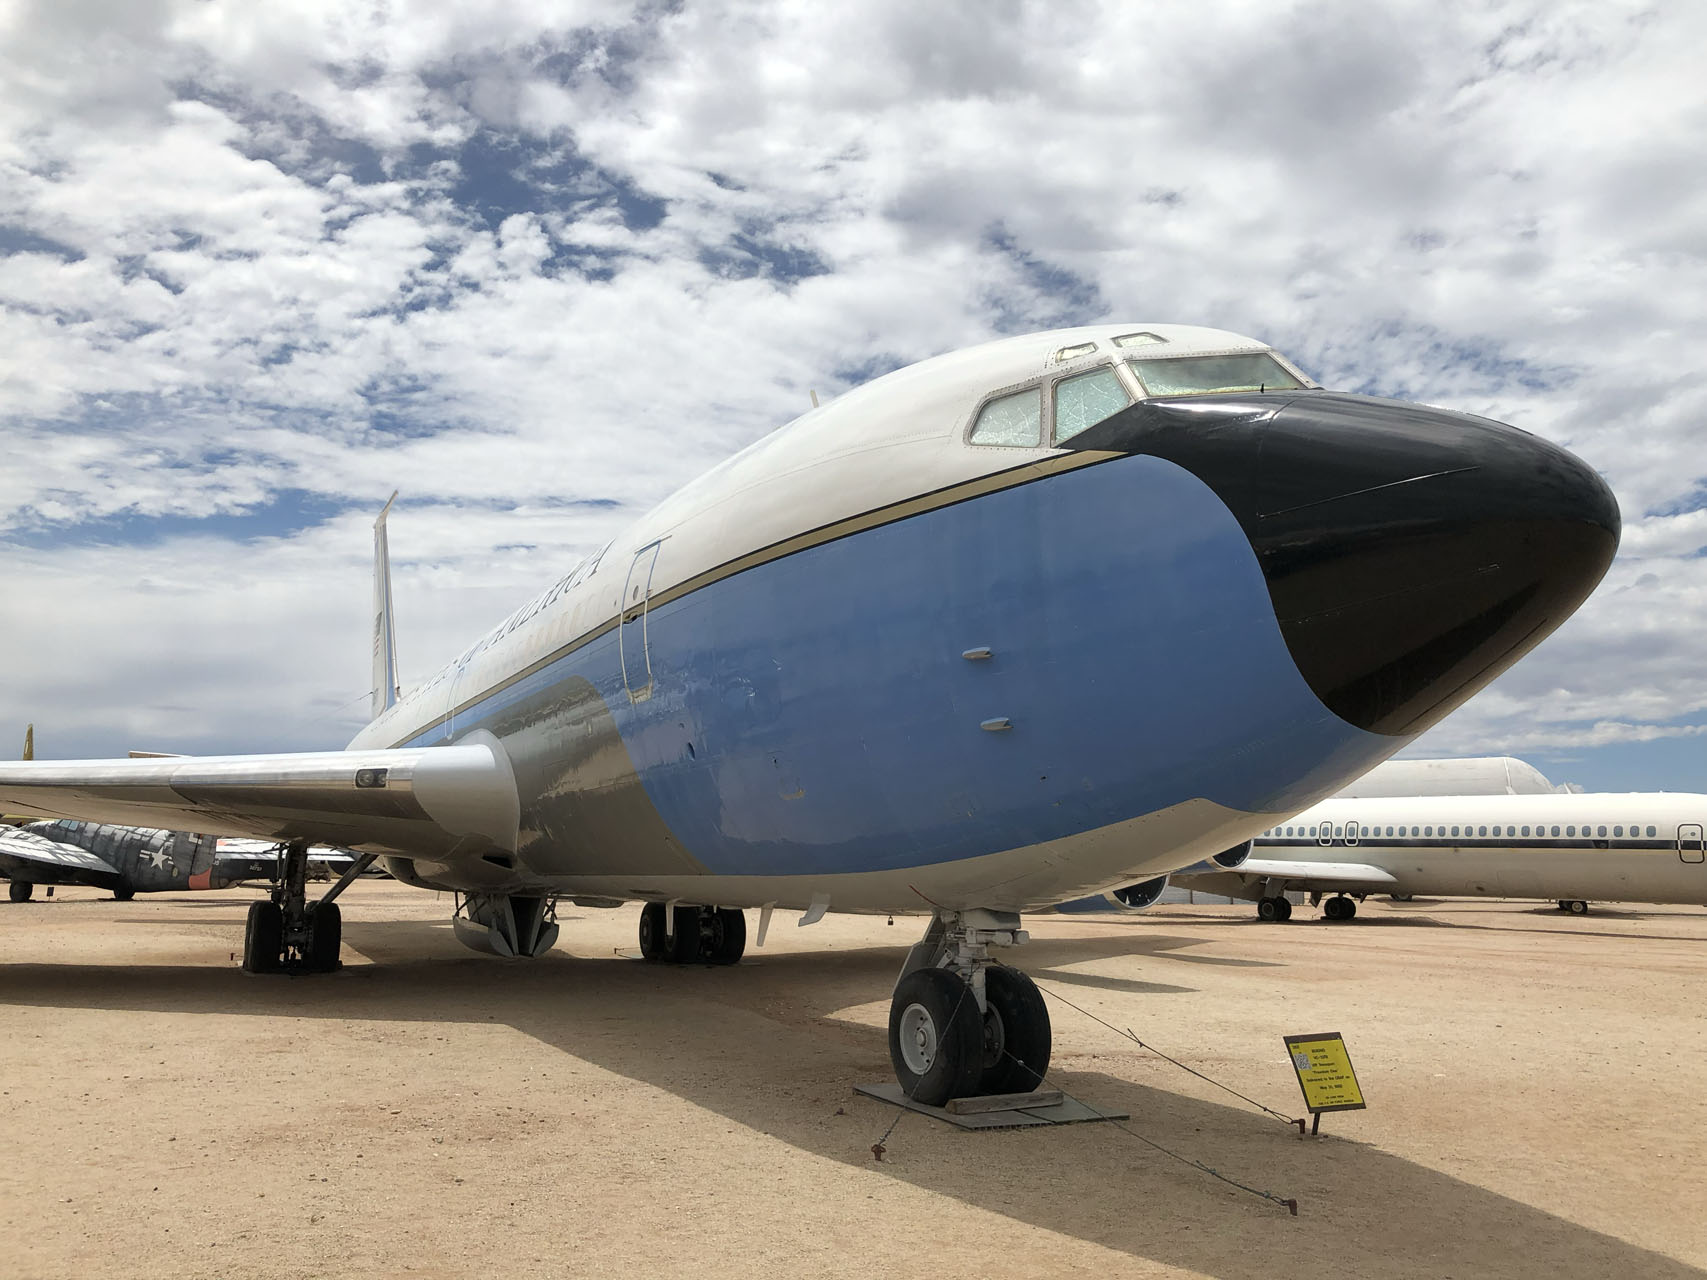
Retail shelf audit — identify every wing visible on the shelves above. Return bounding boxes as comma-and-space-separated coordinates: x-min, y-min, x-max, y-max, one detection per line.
1175, 857, 1400, 897
0, 825, 121, 880
0, 733, 519, 859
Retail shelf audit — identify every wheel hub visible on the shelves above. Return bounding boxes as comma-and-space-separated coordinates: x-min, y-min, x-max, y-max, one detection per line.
899, 1002, 938, 1075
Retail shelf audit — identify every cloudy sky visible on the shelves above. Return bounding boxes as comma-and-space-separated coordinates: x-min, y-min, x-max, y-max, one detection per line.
2, 0, 1704, 791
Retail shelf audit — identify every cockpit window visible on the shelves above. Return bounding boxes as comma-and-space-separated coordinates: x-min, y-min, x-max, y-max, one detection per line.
969, 387, 1042, 446
1127, 352, 1303, 397
1053, 367, 1131, 442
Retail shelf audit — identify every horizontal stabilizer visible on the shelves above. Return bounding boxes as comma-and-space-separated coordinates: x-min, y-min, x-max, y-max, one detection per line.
0, 734, 520, 859
0, 825, 121, 878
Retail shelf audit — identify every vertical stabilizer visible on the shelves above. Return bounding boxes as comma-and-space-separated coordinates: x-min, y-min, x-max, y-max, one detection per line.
372, 492, 401, 720
22, 724, 32, 761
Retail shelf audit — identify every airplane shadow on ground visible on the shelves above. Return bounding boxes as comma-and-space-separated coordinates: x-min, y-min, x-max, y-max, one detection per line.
1, 916, 1698, 1279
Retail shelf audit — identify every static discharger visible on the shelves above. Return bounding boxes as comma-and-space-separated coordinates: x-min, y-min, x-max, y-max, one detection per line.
1284, 1032, 1366, 1136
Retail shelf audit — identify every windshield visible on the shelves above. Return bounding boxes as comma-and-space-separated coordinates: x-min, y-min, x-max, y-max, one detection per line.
1128, 352, 1303, 397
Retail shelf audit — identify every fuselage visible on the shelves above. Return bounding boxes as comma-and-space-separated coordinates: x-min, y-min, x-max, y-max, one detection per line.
1250, 794, 1707, 906
344, 323, 1619, 916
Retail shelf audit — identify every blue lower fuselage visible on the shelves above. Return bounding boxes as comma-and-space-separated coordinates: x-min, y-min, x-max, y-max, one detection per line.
402, 452, 1394, 892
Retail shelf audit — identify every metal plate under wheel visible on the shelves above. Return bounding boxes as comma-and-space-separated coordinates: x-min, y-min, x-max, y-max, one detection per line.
854, 1082, 1130, 1131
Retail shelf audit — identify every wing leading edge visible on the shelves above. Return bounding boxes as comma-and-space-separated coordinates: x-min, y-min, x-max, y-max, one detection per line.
0, 731, 519, 859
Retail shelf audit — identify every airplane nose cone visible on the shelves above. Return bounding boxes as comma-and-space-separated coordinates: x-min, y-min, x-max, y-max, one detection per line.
1063, 390, 1620, 736
1250, 393, 1619, 735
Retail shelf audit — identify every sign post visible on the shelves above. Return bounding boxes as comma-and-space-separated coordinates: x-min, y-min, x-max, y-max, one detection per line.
1283, 1032, 1365, 1135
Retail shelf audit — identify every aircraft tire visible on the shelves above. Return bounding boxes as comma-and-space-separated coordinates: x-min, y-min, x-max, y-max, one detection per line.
638, 903, 669, 961
978, 966, 1051, 1095
889, 967, 983, 1107
705, 908, 746, 965
1257, 896, 1282, 922
1340, 897, 1357, 921
668, 905, 703, 964
242, 901, 285, 974
112, 887, 135, 902
306, 901, 342, 972
8, 880, 33, 903
1276, 897, 1293, 922
1567, 899, 1589, 915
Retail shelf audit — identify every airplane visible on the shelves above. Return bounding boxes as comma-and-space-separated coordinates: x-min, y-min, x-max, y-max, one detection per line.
1174, 793, 1707, 920
1, 821, 359, 902
0, 322, 1620, 1105
2, 723, 37, 827
1334, 753, 1561, 798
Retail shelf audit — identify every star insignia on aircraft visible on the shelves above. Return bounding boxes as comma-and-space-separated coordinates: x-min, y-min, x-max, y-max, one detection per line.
146, 848, 174, 871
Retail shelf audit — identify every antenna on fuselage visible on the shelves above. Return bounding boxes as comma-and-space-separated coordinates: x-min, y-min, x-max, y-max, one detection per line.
371, 491, 401, 720
809, 389, 819, 408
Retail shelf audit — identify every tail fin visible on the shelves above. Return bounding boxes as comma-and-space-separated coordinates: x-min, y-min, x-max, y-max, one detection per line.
22, 724, 32, 760
371, 492, 401, 720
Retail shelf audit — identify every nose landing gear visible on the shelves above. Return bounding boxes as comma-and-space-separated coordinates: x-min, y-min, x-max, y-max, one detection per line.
886, 910, 1050, 1106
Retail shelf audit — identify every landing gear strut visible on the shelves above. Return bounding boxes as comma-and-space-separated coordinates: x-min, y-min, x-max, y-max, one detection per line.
887, 910, 1050, 1106
242, 841, 376, 974
638, 903, 746, 965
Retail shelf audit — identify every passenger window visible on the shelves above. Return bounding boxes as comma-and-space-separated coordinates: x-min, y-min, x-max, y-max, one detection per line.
970, 388, 1042, 446
1597, 825, 1607, 837
1567, 825, 1576, 837
1521, 826, 1531, 836
1647, 825, 1656, 837
1551, 826, 1560, 837
1478, 826, 1487, 836
1424, 826, 1433, 836
1451, 826, 1460, 837
1614, 825, 1624, 837
1053, 367, 1131, 442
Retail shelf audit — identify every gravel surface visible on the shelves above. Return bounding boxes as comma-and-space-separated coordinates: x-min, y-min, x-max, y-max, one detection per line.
1, 881, 1702, 1278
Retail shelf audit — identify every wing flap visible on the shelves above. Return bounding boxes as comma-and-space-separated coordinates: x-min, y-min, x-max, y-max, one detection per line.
0, 733, 519, 858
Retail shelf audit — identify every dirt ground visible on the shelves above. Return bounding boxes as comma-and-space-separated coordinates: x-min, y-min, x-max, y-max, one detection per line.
0, 881, 1702, 1279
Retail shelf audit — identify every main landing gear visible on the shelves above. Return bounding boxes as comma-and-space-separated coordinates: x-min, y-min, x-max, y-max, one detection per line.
8, 880, 33, 903
242, 840, 376, 975
638, 902, 747, 965
1557, 899, 1590, 915
887, 910, 1051, 1106
1256, 895, 1292, 922
1322, 895, 1358, 921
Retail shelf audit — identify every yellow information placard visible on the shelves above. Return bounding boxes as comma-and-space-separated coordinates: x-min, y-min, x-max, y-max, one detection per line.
1284, 1032, 1366, 1114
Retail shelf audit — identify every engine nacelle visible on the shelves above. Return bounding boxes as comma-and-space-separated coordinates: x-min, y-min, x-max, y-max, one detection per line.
1176, 840, 1253, 876
1051, 873, 1170, 913
1109, 874, 1170, 910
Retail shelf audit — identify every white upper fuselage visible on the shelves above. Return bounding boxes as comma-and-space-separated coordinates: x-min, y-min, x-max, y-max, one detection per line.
351, 324, 1301, 756
1247, 793, 1707, 906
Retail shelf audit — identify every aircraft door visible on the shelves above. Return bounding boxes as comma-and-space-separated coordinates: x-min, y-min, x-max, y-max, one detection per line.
621, 542, 662, 703
1344, 821, 1360, 847
1318, 824, 1333, 847
1679, 823, 1704, 864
